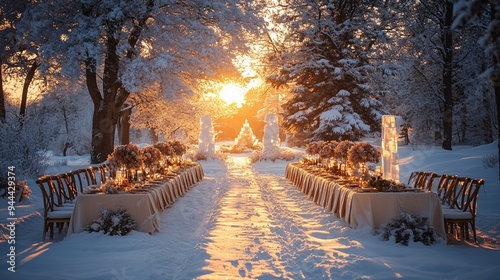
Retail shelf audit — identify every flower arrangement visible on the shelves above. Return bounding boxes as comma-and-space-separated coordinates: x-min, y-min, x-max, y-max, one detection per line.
333, 140, 354, 176
103, 182, 119, 194
368, 177, 405, 192
108, 143, 143, 169
319, 141, 338, 159
347, 142, 381, 166
305, 141, 324, 155
347, 142, 381, 180
380, 210, 437, 246
153, 142, 174, 157
334, 140, 354, 162
168, 140, 187, 156
141, 146, 162, 167
85, 206, 137, 236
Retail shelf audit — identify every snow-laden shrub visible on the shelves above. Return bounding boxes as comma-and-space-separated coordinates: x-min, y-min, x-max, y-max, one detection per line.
482, 154, 498, 169
0, 116, 54, 193
380, 210, 437, 246
250, 147, 303, 163
194, 150, 209, 160
189, 148, 227, 161
85, 206, 137, 236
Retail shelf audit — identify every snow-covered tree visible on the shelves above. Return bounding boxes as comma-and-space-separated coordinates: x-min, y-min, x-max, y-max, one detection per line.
38, 82, 93, 156
0, 107, 57, 182
267, 0, 388, 145
19, 0, 263, 163
0, 0, 40, 120
454, 0, 500, 177
379, 0, 495, 147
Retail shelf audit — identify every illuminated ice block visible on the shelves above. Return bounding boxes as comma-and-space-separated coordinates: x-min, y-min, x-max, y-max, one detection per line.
382, 115, 402, 182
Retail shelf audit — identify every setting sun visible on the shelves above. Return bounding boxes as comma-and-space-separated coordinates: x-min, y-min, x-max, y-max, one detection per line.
220, 83, 246, 108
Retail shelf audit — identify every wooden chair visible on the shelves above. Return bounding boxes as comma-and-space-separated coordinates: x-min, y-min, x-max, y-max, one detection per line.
443, 178, 484, 243
409, 171, 437, 191
75, 168, 94, 190
436, 174, 458, 205
422, 172, 439, 192
69, 170, 86, 195
407, 171, 419, 187
86, 167, 98, 186
51, 174, 77, 204
97, 164, 110, 184
36, 176, 73, 241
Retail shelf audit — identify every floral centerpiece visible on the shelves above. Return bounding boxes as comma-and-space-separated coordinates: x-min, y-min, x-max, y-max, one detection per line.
168, 140, 187, 156
108, 143, 143, 169
304, 141, 324, 165
141, 146, 162, 168
319, 141, 339, 172
347, 142, 381, 180
167, 140, 187, 165
319, 141, 338, 159
368, 177, 405, 192
334, 140, 354, 176
305, 141, 324, 156
153, 142, 174, 157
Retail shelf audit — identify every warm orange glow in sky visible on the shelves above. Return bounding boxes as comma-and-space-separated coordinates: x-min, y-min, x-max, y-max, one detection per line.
219, 83, 246, 108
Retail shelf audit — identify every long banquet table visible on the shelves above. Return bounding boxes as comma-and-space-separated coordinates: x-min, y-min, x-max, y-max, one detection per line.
67, 163, 204, 235
285, 163, 446, 238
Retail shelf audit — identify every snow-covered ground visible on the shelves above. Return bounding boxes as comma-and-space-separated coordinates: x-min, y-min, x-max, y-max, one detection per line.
1, 142, 500, 279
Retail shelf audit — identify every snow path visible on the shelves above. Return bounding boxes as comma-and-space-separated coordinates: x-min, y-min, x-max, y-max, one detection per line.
199, 154, 356, 279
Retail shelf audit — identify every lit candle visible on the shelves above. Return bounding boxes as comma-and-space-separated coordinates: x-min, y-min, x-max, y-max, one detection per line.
137, 170, 142, 182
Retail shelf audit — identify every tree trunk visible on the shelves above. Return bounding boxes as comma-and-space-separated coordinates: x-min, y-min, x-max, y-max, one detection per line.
86, 1, 154, 163
495, 83, 500, 180
492, 1, 500, 180
0, 61, 5, 123
19, 61, 39, 118
120, 104, 132, 145
150, 128, 159, 143
442, 1, 453, 150
88, 29, 122, 164
90, 104, 119, 163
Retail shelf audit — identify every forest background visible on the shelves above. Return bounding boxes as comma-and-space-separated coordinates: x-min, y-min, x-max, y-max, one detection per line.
1, 0, 499, 181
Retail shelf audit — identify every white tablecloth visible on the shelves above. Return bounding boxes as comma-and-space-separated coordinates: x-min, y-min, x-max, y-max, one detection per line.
285, 163, 446, 237
67, 163, 204, 235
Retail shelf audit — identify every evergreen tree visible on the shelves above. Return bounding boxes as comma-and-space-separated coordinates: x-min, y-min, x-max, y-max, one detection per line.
234, 119, 259, 149
267, 0, 389, 145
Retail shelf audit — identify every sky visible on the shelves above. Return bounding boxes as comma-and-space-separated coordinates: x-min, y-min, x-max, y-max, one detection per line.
1, 140, 500, 279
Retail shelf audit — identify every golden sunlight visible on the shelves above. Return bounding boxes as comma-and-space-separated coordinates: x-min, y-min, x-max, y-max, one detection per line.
220, 83, 246, 108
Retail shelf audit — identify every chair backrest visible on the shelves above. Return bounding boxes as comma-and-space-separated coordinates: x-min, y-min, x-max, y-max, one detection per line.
69, 170, 86, 194
449, 177, 470, 208
60, 173, 78, 201
49, 175, 73, 207
86, 167, 98, 185
98, 164, 109, 183
408, 171, 425, 188
75, 168, 93, 189
423, 172, 439, 191
436, 174, 456, 204
407, 171, 418, 186
36, 176, 57, 214
412, 171, 437, 190
455, 178, 484, 216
